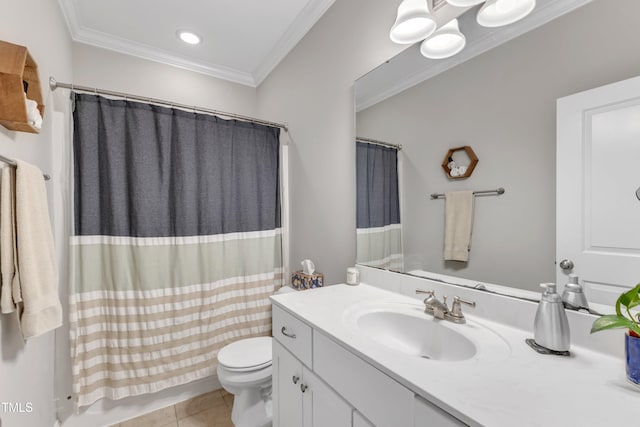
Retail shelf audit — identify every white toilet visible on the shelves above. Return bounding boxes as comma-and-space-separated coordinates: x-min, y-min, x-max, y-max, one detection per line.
217, 336, 274, 427
216, 286, 294, 427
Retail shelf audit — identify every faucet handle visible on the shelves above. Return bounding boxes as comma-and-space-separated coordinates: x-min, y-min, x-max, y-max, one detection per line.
415, 289, 436, 305
448, 296, 476, 323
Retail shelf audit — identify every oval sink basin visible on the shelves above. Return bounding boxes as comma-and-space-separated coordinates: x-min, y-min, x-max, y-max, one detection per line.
357, 310, 476, 361
345, 302, 510, 363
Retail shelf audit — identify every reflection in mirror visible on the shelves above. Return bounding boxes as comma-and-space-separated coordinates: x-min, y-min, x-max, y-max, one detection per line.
355, 0, 640, 308
355, 139, 403, 270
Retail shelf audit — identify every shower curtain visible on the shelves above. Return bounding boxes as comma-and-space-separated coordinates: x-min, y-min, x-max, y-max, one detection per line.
69, 93, 282, 407
356, 142, 403, 270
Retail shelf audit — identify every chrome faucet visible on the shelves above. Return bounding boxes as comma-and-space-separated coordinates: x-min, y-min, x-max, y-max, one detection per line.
416, 289, 448, 319
415, 290, 476, 324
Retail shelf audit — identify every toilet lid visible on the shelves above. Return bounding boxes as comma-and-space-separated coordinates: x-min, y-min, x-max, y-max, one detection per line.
217, 337, 272, 371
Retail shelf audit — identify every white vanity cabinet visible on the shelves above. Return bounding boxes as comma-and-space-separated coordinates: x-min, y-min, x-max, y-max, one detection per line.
272, 307, 353, 427
272, 340, 353, 427
272, 304, 468, 427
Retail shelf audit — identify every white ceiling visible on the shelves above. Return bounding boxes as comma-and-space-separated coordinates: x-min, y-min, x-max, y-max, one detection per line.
57, 0, 336, 87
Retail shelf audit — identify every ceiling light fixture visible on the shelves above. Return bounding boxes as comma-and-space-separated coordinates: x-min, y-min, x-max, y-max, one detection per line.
445, 0, 486, 6
420, 19, 466, 59
389, 0, 437, 45
390, 0, 536, 59
177, 30, 201, 45
477, 0, 536, 27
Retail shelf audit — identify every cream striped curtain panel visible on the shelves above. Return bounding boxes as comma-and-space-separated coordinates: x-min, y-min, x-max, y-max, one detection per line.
69, 94, 282, 407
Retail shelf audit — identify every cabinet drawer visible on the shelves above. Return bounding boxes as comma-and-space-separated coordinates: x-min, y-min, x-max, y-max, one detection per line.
313, 330, 413, 427
272, 305, 313, 367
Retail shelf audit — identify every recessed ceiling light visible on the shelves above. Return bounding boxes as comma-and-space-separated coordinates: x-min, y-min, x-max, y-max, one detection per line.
177, 30, 201, 45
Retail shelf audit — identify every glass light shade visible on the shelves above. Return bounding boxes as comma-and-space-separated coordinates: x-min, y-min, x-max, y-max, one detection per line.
445, 0, 486, 6
177, 30, 201, 45
390, 0, 437, 44
477, 0, 536, 27
420, 19, 466, 59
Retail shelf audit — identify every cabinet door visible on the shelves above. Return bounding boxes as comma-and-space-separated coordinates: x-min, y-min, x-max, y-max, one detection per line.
414, 396, 468, 427
273, 340, 304, 427
353, 411, 374, 427
302, 366, 352, 427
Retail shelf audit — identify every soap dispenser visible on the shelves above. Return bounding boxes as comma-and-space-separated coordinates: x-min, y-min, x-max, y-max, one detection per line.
533, 283, 570, 352
561, 274, 589, 310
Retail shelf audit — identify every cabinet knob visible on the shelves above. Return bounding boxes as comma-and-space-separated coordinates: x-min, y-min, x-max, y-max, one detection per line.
300, 383, 308, 393
292, 375, 300, 384
281, 326, 296, 339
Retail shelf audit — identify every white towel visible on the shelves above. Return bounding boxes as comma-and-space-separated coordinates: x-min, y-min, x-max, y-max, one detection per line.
0, 166, 22, 313
25, 99, 43, 130
15, 160, 62, 339
444, 190, 474, 262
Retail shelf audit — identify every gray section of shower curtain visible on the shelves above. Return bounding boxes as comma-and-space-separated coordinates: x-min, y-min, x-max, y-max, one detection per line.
72, 93, 281, 237
356, 142, 400, 228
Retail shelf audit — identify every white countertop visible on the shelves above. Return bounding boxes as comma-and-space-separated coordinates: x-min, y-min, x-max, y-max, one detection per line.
271, 283, 640, 427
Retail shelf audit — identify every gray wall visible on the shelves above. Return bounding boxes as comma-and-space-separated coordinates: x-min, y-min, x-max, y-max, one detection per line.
257, 0, 406, 284
0, 1, 73, 427
357, 0, 640, 291
72, 43, 259, 117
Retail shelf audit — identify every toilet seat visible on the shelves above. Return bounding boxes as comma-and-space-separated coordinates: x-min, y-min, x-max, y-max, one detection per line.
217, 336, 272, 372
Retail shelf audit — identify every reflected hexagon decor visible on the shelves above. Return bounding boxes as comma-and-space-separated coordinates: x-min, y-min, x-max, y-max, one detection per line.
441, 145, 478, 179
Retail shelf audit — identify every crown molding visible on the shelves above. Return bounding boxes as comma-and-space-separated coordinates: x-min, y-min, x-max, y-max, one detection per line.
58, 0, 256, 86
356, 0, 593, 112
58, 0, 335, 88
253, 0, 336, 86
79, 27, 256, 86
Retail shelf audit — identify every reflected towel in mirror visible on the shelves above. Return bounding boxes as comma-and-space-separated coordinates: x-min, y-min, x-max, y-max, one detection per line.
444, 190, 474, 262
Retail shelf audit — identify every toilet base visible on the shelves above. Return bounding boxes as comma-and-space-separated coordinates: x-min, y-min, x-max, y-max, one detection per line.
230, 385, 272, 427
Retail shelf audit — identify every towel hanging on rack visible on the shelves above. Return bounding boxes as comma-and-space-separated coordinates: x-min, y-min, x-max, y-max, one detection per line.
444, 191, 475, 262
0, 154, 51, 180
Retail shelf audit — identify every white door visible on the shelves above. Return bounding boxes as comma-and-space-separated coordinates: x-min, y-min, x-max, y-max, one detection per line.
557, 75, 640, 306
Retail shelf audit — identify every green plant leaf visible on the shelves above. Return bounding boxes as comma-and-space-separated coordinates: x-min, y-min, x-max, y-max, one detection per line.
590, 315, 636, 334
615, 284, 640, 319
618, 284, 640, 310
628, 284, 640, 310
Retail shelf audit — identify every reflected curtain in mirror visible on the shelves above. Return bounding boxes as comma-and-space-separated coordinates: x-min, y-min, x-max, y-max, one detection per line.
356, 141, 402, 269
69, 93, 282, 407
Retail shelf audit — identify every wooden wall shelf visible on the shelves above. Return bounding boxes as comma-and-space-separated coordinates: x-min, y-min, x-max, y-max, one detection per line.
0, 40, 44, 133
441, 145, 478, 179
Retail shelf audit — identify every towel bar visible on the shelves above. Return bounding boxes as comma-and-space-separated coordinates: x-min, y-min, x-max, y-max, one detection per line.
430, 187, 505, 199
0, 154, 50, 180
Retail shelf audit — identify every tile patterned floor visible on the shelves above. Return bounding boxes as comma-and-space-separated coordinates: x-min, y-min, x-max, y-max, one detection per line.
111, 389, 234, 427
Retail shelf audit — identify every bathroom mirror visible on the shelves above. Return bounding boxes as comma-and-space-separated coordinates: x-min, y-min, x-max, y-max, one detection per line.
355, 0, 640, 300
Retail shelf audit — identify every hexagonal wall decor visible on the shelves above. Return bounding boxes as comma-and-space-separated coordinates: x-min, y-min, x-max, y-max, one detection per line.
441, 146, 478, 179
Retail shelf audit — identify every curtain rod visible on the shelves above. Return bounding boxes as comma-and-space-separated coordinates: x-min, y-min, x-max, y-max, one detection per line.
0, 154, 51, 180
430, 188, 505, 199
49, 77, 288, 132
356, 136, 402, 150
